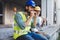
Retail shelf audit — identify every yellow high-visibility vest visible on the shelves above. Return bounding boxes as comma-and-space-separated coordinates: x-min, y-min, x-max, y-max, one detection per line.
13, 12, 31, 39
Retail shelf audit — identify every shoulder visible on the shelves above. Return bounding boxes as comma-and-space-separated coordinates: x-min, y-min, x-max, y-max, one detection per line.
15, 12, 22, 18
17, 11, 25, 14
16, 11, 25, 15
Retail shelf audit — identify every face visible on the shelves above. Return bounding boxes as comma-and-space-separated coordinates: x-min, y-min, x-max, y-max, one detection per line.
26, 6, 34, 12
34, 10, 41, 16
25, 6, 35, 16
28, 6, 34, 12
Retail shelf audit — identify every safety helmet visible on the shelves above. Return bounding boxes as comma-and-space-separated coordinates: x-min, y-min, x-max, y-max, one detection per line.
25, 0, 36, 7
35, 6, 41, 11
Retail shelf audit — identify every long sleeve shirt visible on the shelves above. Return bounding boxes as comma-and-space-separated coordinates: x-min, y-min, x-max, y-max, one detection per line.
14, 12, 26, 29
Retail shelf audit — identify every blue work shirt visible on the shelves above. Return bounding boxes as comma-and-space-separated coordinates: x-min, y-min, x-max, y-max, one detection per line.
14, 12, 26, 29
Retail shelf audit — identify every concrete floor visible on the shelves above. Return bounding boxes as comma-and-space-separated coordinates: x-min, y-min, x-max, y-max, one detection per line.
0, 28, 13, 40
0, 28, 60, 40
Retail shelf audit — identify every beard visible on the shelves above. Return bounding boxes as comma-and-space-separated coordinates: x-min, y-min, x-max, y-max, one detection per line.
26, 10, 30, 16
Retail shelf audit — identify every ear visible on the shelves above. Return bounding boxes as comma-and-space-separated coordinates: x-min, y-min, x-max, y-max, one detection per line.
26, 6, 28, 10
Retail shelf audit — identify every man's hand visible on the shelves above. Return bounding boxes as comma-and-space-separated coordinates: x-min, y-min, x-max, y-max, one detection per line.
25, 11, 35, 26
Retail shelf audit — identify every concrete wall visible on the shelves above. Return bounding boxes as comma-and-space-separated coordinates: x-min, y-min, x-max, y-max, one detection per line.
0, 3, 23, 27
41, 0, 47, 25
42, 0, 55, 26
4, 5, 14, 25
56, 0, 60, 25
41, 0, 47, 18
4, 4, 22, 25
0, 5, 14, 27
47, 0, 54, 25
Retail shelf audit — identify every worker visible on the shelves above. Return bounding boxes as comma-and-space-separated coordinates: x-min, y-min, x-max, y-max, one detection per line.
13, 0, 36, 40
25, 1, 48, 40
13, 0, 48, 40
30, 6, 49, 40
34, 6, 46, 27
34, 6, 46, 28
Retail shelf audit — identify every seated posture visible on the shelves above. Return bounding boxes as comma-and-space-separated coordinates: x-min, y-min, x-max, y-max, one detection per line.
30, 6, 50, 39
13, 0, 48, 40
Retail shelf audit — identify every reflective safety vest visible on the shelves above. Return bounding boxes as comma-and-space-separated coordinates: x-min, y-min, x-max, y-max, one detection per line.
13, 12, 31, 39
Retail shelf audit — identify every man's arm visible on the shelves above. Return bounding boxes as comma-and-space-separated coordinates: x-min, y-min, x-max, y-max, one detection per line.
33, 16, 37, 27
25, 11, 35, 26
15, 13, 25, 29
25, 16, 33, 26
15, 12, 34, 29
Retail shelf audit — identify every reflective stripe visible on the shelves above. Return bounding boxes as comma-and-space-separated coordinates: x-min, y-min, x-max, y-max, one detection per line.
14, 24, 31, 27
14, 30, 19, 34
14, 30, 28, 34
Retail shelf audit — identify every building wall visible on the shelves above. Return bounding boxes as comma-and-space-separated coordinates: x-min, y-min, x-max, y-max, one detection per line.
0, 3, 23, 27
0, 5, 14, 28
4, 4, 22, 25
41, 0, 47, 25
56, 0, 60, 25
42, 0, 55, 26
41, 0, 46, 18
4, 6, 14, 25
47, 0, 54, 25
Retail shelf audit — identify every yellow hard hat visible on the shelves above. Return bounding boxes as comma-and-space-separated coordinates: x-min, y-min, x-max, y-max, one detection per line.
35, 6, 41, 11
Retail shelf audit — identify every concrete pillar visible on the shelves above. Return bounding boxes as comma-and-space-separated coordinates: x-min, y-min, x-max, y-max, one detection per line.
42, 0, 54, 25
56, 0, 60, 25
41, 0, 47, 18
47, 0, 54, 25
41, 0, 47, 26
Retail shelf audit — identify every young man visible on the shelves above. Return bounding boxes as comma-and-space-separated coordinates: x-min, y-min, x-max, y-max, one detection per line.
13, 0, 36, 40
13, 0, 48, 40
30, 6, 49, 40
